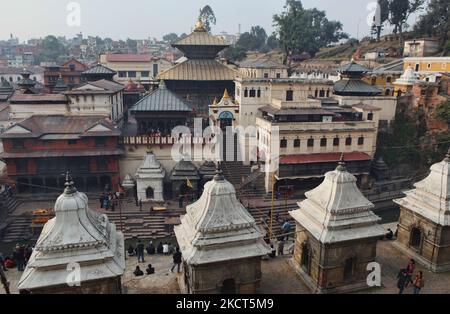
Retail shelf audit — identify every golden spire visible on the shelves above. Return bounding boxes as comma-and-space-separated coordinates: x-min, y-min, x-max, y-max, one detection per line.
222, 89, 230, 100
212, 97, 218, 106
194, 17, 206, 32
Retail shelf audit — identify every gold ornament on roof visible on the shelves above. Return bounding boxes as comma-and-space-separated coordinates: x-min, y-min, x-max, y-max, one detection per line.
194, 17, 206, 32
222, 89, 230, 100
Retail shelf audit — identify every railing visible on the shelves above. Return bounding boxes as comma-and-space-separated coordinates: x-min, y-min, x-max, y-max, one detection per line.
122, 136, 211, 146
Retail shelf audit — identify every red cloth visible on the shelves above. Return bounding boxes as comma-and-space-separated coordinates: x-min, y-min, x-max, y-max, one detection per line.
4, 259, 15, 268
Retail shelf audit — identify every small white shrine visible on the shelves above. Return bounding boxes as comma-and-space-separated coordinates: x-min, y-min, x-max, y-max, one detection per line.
135, 152, 165, 202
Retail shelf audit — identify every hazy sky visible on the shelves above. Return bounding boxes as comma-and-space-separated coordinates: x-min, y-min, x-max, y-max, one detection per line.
0, 0, 424, 42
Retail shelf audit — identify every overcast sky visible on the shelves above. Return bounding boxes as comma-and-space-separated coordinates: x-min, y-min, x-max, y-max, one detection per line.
0, 0, 424, 42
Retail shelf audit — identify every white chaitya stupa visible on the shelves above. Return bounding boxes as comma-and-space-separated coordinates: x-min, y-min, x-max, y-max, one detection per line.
135, 152, 165, 202
289, 158, 385, 293
174, 168, 270, 294
18, 175, 125, 294
394, 150, 450, 272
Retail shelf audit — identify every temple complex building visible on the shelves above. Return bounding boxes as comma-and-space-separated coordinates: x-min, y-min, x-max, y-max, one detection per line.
157, 18, 238, 117
394, 150, 450, 272
362, 59, 404, 96
18, 176, 125, 293
333, 61, 397, 131
403, 57, 450, 75
170, 158, 200, 199
209, 89, 239, 130
256, 92, 379, 192
289, 159, 385, 293
81, 64, 117, 82
0, 115, 123, 194
43, 58, 87, 91
174, 169, 270, 294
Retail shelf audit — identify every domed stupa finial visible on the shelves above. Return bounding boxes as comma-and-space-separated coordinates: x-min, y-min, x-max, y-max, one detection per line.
63, 171, 77, 195
214, 163, 224, 181
194, 17, 206, 32
336, 153, 346, 171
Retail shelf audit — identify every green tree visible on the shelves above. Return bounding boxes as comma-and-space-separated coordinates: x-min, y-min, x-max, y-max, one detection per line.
388, 0, 425, 43
436, 101, 450, 125
163, 33, 179, 44
126, 38, 137, 53
413, 0, 450, 48
273, 0, 348, 65
199, 5, 216, 32
266, 33, 280, 49
223, 46, 247, 62
38, 35, 67, 63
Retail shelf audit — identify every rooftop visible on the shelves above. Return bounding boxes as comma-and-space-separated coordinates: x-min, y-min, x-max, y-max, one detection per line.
82, 64, 117, 75
105, 54, 160, 63
239, 58, 288, 69
157, 59, 237, 81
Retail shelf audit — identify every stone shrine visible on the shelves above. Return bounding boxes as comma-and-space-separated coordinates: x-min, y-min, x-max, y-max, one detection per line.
135, 152, 165, 202
394, 150, 450, 272
289, 158, 385, 293
174, 169, 270, 294
18, 175, 125, 294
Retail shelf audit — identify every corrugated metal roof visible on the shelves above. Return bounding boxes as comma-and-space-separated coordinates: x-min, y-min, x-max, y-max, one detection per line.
130, 82, 192, 112
334, 79, 382, 95
83, 64, 117, 75
157, 59, 237, 81
337, 61, 371, 73
239, 59, 288, 69
174, 31, 229, 47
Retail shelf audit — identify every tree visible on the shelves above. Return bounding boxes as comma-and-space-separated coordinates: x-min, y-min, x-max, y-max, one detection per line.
273, 0, 348, 65
388, 0, 425, 44
126, 38, 137, 53
436, 101, 450, 125
223, 46, 247, 62
163, 33, 179, 44
250, 26, 268, 50
372, 0, 390, 41
38, 35, 67, 63
267, 34, 280, 49
199, 5, 216, 32
413, 0, 450, 48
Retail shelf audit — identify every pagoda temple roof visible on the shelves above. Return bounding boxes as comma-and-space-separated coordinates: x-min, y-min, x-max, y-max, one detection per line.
157, 59, 237, 81
130, 81, 192, 112
334, 79, 382, 96
82, 64, 117, 75
337, 61, 371, 74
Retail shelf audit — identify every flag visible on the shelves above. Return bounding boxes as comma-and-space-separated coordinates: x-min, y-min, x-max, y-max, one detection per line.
186, 178, 193, 189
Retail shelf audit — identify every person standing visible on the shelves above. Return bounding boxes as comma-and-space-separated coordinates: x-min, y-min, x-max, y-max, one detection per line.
13, 244, 25, 271
170, 247, 182, 273
163, 242, 169, 255
412, 271, 425, 294
396, 269, 408, 294
136, 240, 145, 263
405, 259, 416, 287
277, 238, 285, 256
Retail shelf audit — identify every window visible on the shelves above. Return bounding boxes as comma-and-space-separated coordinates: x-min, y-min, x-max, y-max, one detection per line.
68, 139, 78, 145
294, 139, 300, 148
257, 88, 261, 98
371, 77, 377, 85
333, 137, 340, 146
249, 89, 256, 97
326, 90, 330, 97
12, 140, 24, 149
276, 73, 281, 78
358, 137, 364, 145
264, 73, 269, 78
307, 138, 314, 147
141, 71, 150, 78
345, 137, 352, 146
69, 76, 75, 82
386, 76, 392, 83
244, 88, 248, 97
153, 64, 159, 77
319, 90, 325, 97
16, 159, 28, 173
367, 113, 374, 121
118, 71, 126, 78
69, 64, 76, 71
280, 139, 287, 148
128, 71, 136, 78
427, 63, 431, 69
320, 138, 327, 147
315, 90, 318, 98
415, 64, 420, 71
286, 90, 294, 101
95, 138, 106, 147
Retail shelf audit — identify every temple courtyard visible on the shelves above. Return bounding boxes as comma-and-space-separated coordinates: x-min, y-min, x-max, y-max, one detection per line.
2, 237, 450, 294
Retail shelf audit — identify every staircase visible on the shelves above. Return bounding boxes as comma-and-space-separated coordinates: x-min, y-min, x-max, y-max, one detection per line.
1, 215, 33, 243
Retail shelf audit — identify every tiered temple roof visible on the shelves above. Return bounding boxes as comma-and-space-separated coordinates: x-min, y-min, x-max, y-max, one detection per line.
135, 152, 165, 182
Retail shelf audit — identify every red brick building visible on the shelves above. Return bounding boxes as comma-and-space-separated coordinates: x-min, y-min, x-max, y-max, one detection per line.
44, 58, 87, 91
0, 115, 123, 194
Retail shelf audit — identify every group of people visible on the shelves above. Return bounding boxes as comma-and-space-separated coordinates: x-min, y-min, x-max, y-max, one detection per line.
0, 243, 33, 272
397, 259, 425, 294
129, 238, 183, 278
99, 190, 122, 211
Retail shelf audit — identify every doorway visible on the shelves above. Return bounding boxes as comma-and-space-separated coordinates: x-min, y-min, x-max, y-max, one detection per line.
221, 278, 236, 294
410, 227, 422, 250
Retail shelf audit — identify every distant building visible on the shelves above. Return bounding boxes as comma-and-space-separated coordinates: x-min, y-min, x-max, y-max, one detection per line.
174, 169, 270, 294
289, 159, 384, 293
81, 63, 117, 82
63, 79, 125, 122
404, 57, 450, 74
0, 115, 123, 194
18, 176, 125, 293
394, 150, 450, 272
363, 59, 404, 96
238, 59, 288, 79
43, 58, 87, 91
0, 66, 44, 84
403, 38, 440, 58
99, 53, 171, 90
